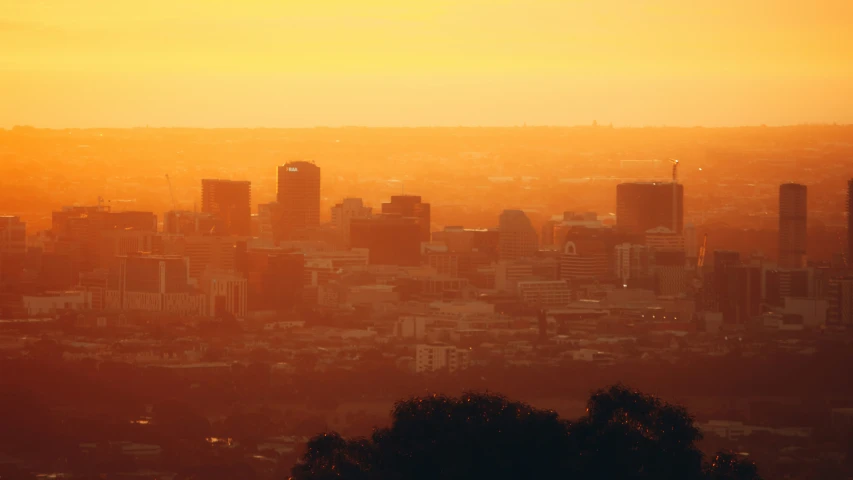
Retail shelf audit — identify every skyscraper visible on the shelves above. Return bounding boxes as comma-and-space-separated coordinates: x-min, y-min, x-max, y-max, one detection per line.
276, 161, 321, 240
847, 179, 852, 262
331, 198, 372, 246
201, 179, 251, 236
350, 215, 421, 266
497, 210, 538, 261
778, 183, 807, 269
616, 182, 684, 235
381, 195, 431, 242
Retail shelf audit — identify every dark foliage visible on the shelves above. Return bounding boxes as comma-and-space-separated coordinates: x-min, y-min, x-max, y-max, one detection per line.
291, 384, 762, 480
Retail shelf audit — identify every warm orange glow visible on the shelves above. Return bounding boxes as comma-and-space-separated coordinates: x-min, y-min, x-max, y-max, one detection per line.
2, 0, 852, 127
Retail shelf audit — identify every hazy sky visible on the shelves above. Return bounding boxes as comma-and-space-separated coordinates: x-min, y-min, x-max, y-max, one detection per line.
2, 0, 852, 127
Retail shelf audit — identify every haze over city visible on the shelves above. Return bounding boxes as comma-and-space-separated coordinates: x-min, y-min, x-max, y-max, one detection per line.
2, 2, 853, 480
3, 0, 853, 127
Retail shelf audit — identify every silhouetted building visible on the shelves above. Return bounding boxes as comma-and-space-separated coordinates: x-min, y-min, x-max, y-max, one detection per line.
765, 269, 810, 307
350, 215, 421, 266
161, 235, 238, 282
276, 162, 321, 240
779, 183, 807, 269
201, 179, 251, 236
50, 205, 157, 273
498, 210, 538, 261
616, 182, 684, 234
382, 195, 431, 242
827, 276, 853, 327
201, 269, 247, 318
243, 248, 304, 311
0, 216, 26, 254
848, 179, 853, 263
561, 239, 609, 280
106, 254, 205, 315
331, 198, 372, 246
711, 251, 761, 325
615, 243, 652, 285
432, 227, 500, 261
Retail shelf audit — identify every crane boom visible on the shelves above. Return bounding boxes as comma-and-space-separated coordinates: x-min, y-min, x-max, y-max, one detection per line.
697, 233, 707, 268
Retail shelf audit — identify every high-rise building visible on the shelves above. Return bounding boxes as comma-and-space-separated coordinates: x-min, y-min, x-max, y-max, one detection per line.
201, 179, 251, 236
765, 269, 810, 307
779, 183, 807, 269
50, 205, 157, 274
498, 210, 538, 261
0, 216, 26, 285
201, 269, 248, 319
0, 216, 26, 254
276, 162, 321, 240
241, 248, 305, 312
847, 179, 853, 262
827, 276, 853, 327
560, 239, 609, 280
381, 195, 431, 242
350, 215, 421, 266
331, 198, 372, 246
616, 182, 684, 234
106, 254, 205, 316
161, 235, 238, 282
614, 243, 652, 285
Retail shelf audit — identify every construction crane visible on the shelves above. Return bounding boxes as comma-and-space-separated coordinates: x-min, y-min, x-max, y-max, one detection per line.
165, 174, 177, 211
697, 233, 708, 268
669, 159, 680, 232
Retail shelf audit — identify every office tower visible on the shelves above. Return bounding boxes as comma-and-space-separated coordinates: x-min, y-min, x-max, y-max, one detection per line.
201, 179, 251, 236
331, 198, 372, 246
98, 230, 156, 268
765, 269, 810, 307
201, 269, 248, 319
382, 195, 431, 242
0, 216, 26, 284
114, 254, 189, 295
645, 226, 686, 252
778, 183, 807, 269
160, 235, 238, 282
51, 205, 157, 274
560, 239, 609, 280
615, 243, 652, 285
517, 280, 571, 308
243, 249, 304, 311
616, 182, 684, 234
276, 161, 321, 240
163, 211, 218, 235
107, 254, 205, 315
0, 216, 26, 254
350, 215, 421, 266
848, 179, 852, 262
827, 276, 853, 326
498, 210, 538, 261
652, 250, 688, 296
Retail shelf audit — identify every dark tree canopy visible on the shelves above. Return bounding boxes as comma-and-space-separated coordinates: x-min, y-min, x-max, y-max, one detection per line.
290, 384, 762, 480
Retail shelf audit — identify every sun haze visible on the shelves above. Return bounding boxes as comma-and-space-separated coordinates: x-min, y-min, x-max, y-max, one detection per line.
2, 0, 852, 127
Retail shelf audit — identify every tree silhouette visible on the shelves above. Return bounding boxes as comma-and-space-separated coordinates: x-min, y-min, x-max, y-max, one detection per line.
290, 384, 761, 480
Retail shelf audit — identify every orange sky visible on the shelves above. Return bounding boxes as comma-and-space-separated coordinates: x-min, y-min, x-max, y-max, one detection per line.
2, 0, 852, 127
